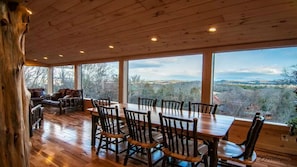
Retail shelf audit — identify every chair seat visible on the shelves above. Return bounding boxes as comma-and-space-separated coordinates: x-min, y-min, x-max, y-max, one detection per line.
126, 129, 162, 149
101, 125, 128, 138
162, 142, 208, 163
218, 140, 257, 165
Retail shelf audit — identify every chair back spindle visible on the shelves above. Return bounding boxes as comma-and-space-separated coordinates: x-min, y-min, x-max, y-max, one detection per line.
188, 102, 217, 114
161, 99, 184, 112
138, 97, 157, 107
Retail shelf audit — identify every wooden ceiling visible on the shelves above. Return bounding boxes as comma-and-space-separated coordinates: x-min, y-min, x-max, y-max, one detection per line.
24, 0, 297, 66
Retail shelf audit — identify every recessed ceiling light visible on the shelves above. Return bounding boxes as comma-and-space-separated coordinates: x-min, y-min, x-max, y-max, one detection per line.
80, 50, 85, 54
109, 45, 114, 49
208, 27, 217, 32
151, 36, 158, 42
33, 59, 37, 61
59, 54, 63, 57
43, 56, 48, 60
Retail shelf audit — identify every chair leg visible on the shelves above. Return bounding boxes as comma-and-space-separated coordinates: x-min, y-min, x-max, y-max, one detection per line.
203, 155, 208, 167
96, 135, 104, 155
161, 156, 166, 167
106, 138, 109, 152
147, 148, 152, 167
115, 138, 119, 162
124, 143, 131, 166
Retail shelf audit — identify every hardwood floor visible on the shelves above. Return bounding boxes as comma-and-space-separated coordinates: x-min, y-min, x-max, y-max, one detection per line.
29, 109, 297, 167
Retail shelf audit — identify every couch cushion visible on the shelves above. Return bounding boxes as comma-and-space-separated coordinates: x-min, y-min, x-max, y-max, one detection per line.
63, 95, 72, 99
71, 90, 81, 97
42, 99, 60, 106
65, 89, 73, 96
51, 92, 62, 101
58, 89, 68, 96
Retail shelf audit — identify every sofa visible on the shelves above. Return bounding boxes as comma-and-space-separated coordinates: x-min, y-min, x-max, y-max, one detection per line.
28, 88, 46, 106
42, 88, 84, 115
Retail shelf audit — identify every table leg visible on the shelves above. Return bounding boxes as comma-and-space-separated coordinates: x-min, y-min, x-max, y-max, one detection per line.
209, 138, 219, 167
91, 114, 98, 146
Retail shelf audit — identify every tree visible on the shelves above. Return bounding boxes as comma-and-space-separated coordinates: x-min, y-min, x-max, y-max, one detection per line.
53, 65, 74, 91
24, 66, 48, 89
82, 63, 118, 100
282, 64, 297, 84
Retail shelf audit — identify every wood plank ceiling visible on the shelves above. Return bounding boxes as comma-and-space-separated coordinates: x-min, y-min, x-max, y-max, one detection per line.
24, 0, 297, 66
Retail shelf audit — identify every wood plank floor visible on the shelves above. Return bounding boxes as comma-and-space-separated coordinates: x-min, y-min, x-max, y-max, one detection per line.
29, 109, 297, 167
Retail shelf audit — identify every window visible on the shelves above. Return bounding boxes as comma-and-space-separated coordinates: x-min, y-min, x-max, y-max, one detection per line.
81, 62, 119, 101
128, 54, 202, 109
24, 66, 48, 92
213, 47, 297, 124
53, 65, 74, 92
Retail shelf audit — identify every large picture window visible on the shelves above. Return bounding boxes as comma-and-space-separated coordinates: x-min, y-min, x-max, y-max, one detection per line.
53, 65, 74, 92
24, 66, 48, 92
213, 47, 297, 124
81, 62, 119, 101
128, 54, 202, 109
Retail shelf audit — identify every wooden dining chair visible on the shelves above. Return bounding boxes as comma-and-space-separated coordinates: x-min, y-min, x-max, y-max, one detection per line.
91, 98, 97, 108
217, 113, 265, 167
138, 97, 157, 107
188, 102, 218, 114
91, 97, 111, 143
158, 112, 209, 167
95, 105, 127, 162
123, 109, 163, 167
161, 99, 184, 115
188, 102, 220, 142
92, 97, 111, 107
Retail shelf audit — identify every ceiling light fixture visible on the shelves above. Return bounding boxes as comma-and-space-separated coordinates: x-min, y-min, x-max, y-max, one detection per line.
59, 54, 63, 57
43, 56, 48, 60
80, 50, 85, 54
33, 59, 37, 61
208, 27, 217, 32
151, 36, 158, 42
109, 45, 114, 49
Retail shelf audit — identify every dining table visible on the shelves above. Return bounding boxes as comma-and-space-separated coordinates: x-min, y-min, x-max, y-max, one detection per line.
87, 103, 234, 167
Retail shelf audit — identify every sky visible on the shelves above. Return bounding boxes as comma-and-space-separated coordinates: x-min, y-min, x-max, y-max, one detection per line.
129, 55, 202, 81
127, 46, 297, 82
214, 47, 297, 81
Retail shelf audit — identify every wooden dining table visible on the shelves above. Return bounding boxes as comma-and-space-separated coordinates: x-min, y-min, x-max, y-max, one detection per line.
87, 103, 234, 167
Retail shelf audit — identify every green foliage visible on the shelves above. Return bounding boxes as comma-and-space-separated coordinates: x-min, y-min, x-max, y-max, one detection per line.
287, 117, 297, 125
81, 63, 119, 101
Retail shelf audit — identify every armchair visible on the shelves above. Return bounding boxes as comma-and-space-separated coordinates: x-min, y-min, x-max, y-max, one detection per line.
29, 102, 43, 137
28, 88, 46, 106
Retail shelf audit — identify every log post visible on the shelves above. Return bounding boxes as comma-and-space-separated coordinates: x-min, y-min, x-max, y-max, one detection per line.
0, 1, 31, 167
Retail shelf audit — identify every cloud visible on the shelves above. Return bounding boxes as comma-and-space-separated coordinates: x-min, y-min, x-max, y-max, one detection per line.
236, 67, 282, 75
214, 71, 281, 81
129, 60, 162, 69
